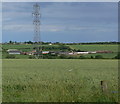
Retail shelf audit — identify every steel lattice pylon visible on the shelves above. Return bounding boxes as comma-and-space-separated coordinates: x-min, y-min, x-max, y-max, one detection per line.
32, 3, 42, 59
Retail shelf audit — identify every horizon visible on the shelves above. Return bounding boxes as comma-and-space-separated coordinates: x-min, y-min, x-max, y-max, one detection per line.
2, 2, 118, 43
2, 40, 119, 44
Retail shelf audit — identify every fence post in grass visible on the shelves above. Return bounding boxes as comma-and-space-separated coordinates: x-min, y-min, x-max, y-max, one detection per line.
101, 80, 108, 93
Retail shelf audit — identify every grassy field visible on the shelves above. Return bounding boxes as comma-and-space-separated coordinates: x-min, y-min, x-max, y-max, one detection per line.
2, 44, 118, 59
3, 44, 118, 52
68, 44, 118, 52
2, 59, 118, 102
2, 44, 60, 51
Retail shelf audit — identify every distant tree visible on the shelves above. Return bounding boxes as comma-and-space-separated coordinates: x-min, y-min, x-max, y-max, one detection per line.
76, 49, 82, 52
114, 53, 120, 59
79, 55, 87, 59
27, 41, 33, 44
95, 55, 103, 59
9, 40, 13, 44
91, 56, 94, 59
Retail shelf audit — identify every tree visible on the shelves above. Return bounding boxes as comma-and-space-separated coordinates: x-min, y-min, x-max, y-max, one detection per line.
79, 55, 86, 59
9, 40, 13, 44
114, 53, 120, 59
91, 56, 94, 59
95, 55, 103, 59
27, 41, 33, 44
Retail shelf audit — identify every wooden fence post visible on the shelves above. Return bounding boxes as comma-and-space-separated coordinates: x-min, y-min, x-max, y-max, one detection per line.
101, 80, 108, 93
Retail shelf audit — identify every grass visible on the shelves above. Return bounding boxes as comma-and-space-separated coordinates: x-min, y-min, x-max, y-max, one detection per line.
84, 53, 117, 59
2, 44, 59, 50
68, 44, 118, 52
2, 59, 118, 102
3, 44, 118, 52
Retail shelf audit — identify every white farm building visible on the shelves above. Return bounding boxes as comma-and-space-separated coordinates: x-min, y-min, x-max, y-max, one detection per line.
7, 49, 21, 54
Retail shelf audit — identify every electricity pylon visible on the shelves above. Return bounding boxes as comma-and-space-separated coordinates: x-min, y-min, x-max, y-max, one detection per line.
32, 3, 42, 59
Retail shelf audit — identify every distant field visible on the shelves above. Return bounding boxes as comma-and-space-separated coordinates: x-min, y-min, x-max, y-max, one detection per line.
2, 44, 59, 50
2, 59, 118, 102
68, 44, 118, 52
2, 44, 118, 59
2, 44, 118, 52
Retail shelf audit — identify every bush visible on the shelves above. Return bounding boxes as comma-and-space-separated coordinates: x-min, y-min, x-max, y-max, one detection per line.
91, 56, 94, 59
114, 53, 120, 59
29, 55, 35, 59
95, 55, 103, 59
43, 54, 59, 59
6, 55, 16, 59
59, 54, 68, 59
79, 55, 87, 59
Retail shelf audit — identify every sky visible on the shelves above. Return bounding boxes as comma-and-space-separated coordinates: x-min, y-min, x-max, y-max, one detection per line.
2, 2, 118, 43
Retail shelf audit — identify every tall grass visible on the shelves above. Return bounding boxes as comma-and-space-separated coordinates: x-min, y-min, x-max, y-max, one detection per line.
2, 59, 118, 102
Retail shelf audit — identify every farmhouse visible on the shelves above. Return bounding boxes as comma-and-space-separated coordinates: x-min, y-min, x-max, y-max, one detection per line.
7, 49, 21, 54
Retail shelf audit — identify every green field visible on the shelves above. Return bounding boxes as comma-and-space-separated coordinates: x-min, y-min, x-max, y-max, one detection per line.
68, 44, 118, 52
2, 59, 118, 102
2, 44, 60, 51
3, 44, 118, 52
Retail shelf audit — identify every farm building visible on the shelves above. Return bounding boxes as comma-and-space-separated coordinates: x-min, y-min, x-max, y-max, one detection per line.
69, 52, 89, 55
75, 52, 89, 54
89, 51, 97, 54
7, 49, 21, 54
96, 50, 113, 53
21, 52, 34, 55
42, 51, 49, 54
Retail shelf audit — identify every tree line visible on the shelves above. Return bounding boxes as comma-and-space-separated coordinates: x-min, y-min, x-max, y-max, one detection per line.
3, 41, 120, 45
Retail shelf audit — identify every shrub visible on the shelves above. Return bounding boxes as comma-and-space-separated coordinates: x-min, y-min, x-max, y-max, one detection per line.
29, 56, 35, 59
114, 53, 120, 59
95, 55, 103, 59
6, 55, 16, 59
91, 56, 94, 59
59, 54, 68, 59
79, 55, 87, 59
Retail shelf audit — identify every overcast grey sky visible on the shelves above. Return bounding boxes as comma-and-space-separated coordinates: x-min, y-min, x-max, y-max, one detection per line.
2, 2, 118, 43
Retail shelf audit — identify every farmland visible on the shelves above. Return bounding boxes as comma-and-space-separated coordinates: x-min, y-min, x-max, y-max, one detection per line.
2, 59, 118, 102
2, 44, 118, 52
68, 44, 118, 52
2, 44, 118, 59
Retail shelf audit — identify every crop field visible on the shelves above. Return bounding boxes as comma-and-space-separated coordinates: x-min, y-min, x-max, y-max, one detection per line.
2, 59, 118, 102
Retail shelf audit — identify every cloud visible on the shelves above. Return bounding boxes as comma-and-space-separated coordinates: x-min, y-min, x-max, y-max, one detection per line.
2, 2, 117, 26
2, 0, 119, 2
3, 23, 117, 33
2, 2, 118, 42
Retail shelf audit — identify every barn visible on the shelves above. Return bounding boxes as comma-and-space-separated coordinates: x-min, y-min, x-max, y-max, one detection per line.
7, 49, 21, 54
